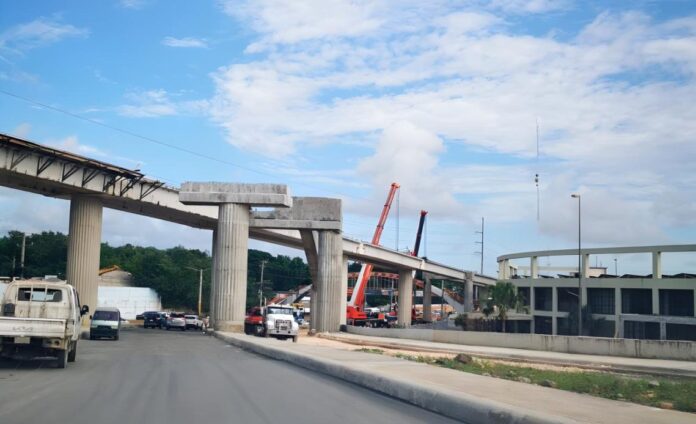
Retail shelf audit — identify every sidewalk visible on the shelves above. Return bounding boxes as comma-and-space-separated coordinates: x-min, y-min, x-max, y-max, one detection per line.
215, 331, 694, 424
321, 332, 696, 377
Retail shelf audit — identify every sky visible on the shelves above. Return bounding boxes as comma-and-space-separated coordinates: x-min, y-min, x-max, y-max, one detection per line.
1, 0, 695, 277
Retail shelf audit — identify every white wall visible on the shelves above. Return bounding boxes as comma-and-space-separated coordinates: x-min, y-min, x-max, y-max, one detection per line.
347, 326, 696, 361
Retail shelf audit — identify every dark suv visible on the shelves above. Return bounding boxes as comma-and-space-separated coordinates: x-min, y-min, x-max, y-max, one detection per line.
143, 311, 163, 329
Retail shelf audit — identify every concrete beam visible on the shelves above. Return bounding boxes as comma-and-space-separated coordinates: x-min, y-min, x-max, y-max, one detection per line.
179, 182, 292, 207
250, 197, 341, 230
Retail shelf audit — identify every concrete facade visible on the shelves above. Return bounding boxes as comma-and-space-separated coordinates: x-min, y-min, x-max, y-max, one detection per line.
497, 245, 696, 341
66, 196, 102, 325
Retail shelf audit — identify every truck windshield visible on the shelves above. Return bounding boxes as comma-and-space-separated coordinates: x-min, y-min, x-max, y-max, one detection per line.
17, 287, 63, 302
266, 307, 292, 315
93, 311, 119, 321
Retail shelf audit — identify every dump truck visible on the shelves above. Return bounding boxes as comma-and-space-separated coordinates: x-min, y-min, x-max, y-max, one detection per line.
0, 279, 89, 368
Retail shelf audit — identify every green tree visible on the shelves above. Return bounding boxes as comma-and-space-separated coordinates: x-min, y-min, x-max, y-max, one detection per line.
482, 281, 525, 332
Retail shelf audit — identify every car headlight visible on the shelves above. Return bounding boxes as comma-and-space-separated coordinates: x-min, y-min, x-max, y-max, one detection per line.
292, 322, 299, 330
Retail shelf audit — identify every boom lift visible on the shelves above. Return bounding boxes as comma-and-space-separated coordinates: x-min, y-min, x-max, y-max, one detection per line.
346, 183, 400, 326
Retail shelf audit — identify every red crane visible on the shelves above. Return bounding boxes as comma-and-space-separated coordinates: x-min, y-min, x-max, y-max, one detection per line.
346, 183, 400, 325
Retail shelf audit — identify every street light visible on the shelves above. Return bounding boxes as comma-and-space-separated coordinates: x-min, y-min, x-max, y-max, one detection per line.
571, 194, 582, 336
186, 267, 206, 316
614, 258, 618, 276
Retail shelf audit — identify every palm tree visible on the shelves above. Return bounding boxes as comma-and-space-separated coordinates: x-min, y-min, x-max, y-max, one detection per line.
483, 281, 525, 333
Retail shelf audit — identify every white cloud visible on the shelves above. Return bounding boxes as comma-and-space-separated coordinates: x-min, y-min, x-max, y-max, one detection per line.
119, 0, 147, 10
0, 17, 87, 54
12, 123, 31, 138
162, 36, 208, 48
48, 135, 107, 157
206, 5, 696, 250
117, 89, 210, 118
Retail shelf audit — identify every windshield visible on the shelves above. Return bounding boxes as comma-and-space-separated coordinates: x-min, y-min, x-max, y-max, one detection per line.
93, 310, 119, 321
266, 307, 293, 315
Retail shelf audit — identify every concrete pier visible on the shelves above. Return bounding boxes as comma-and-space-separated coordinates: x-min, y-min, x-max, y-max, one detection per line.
314, 230, 343, 332
423, 274, 432, 322
398, 269, 413, 327
214, 203, 250, 331
464, 271, 474, 312
209, 228, 218, 326
66, 196, 102, 324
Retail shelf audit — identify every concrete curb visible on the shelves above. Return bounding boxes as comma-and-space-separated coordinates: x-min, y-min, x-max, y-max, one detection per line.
318, 333, 696, 378
213, 331, 578, 424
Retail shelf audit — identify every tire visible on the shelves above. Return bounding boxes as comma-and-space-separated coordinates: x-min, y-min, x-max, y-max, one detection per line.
68, 342, 77, 362
243, 323, 250, 335
166, 326, 171, 331
114, 333, 120, 341
263, 329, 269, 338
89, 334, 95, 340
56, 349, 68, 369
292, 335, 298, 343
181, 327, 186, 331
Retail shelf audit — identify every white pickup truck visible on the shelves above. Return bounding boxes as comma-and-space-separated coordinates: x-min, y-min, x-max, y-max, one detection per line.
0, 279, 89, 368
263, 305, 299, 342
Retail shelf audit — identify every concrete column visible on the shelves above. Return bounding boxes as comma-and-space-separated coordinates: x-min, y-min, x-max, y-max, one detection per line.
551, 287, 558, 335
423, 274, 432, 322
209, 229, 218, 325
530, 256, 538, 278
314, 230, 343, 332
464, 271, 474, 313
581, 286, 588, 308
340, 256, 348, 326
66, 196, 102, 326
498, 260, 508, 279
652, 251, 662, 279
652, 288, 659, 315
214, 203, 250, 332
397, 269, 413, 327
614, 287, 621, 316
529, 285, 536, 334
582, 254, 590, 278
659, 321, 667, 340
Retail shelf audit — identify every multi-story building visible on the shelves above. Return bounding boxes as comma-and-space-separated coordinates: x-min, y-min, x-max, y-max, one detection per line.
497, 245, 696, 341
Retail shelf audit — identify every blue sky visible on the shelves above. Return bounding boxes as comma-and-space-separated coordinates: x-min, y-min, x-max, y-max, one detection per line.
1, 0, 696, 276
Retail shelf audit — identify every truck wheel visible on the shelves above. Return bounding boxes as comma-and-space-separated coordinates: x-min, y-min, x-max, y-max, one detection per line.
68, 342, 77, 362
292, 335, 298, 343
56, 350, 68, 369
264, 329, 269, 338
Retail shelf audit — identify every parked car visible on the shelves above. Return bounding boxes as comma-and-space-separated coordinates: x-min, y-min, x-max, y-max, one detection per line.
158, 312, 168, 328
184, 314, 202, 330
135, 312, 145, 320
90, 307, 122, 340
143, 311, 163, 328
166, 312, 186, 331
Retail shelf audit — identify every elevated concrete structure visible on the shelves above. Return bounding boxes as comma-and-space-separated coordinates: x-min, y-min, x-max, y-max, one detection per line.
1, 133, 493, 334
179, 182, 292, 332
66, 196, 102, 323
398, 269, 414, 327
497, 245, 696, 341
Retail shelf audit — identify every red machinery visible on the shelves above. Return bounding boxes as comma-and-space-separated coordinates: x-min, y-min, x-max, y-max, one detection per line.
346, 183, 400, 326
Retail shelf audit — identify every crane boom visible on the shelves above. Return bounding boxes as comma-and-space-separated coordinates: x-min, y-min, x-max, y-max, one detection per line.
412, 210, 428, 257
348, 182, 400, 308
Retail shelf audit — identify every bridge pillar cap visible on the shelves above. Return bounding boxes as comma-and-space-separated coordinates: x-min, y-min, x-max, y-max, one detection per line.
179, 182, 292, 207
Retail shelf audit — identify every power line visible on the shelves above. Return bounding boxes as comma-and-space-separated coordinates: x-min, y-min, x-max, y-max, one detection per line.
0, 89, 368, 200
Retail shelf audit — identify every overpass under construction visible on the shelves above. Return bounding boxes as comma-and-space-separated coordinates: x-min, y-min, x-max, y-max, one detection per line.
0, 133, 494, 332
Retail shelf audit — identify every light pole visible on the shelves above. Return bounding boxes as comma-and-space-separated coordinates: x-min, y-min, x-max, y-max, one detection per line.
186, 267, 205, 316
571, 194, 582, 336
614, 258, 618, 276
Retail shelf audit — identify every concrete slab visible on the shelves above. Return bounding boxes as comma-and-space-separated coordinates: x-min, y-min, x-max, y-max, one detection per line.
250, 197, 341, 230
215, 331, 695, 424
179, 182, 292, 207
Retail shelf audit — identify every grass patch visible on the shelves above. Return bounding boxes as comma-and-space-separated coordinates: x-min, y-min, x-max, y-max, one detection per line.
354, 348, 385, 354
392, 353, 696, 413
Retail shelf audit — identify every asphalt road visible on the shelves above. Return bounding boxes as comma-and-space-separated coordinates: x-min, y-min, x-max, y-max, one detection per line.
0, 326, 460, 424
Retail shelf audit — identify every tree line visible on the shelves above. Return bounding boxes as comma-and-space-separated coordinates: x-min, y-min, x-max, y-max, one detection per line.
0, 230, 311, 311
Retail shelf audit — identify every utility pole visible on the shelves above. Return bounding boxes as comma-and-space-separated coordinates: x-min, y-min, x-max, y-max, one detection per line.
259, 260, 267, 307
197, 268, 203, 317
20, 233, 26, 279
474, 217, 484, 275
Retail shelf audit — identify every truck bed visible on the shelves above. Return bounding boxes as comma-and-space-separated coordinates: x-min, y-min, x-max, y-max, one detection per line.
0, 317, 67, 338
